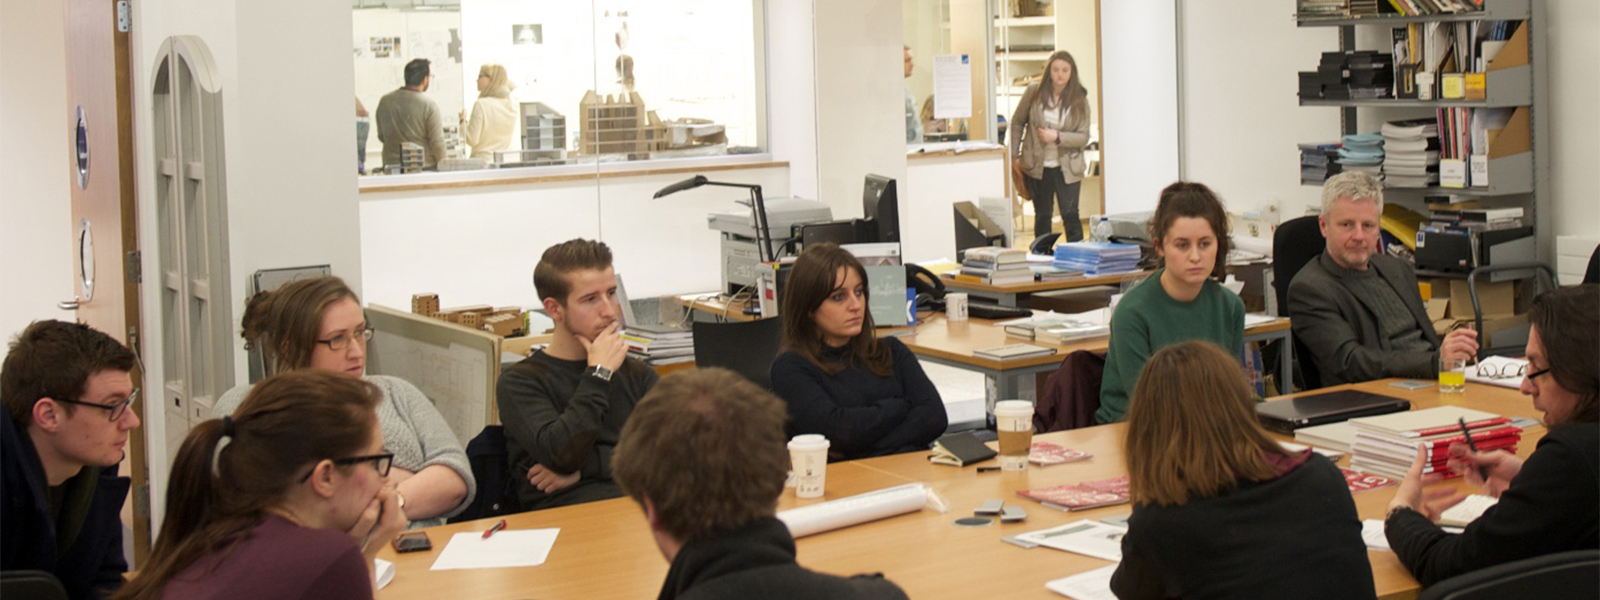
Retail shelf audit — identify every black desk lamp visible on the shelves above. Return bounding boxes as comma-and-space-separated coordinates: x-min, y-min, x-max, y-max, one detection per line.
654, 175, 775, 263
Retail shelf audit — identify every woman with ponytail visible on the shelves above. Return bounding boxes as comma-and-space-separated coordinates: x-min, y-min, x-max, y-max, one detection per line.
115, 371, 404, 600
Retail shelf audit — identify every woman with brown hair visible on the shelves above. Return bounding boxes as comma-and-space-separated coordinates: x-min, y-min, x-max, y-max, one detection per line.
213, 276, 472, 526
1096, 181, 1244, 424
1385, 284, 1599, 585
769, 243, 946, 460
1010, 50, 1092, 242
114, 371, 405, 600
1111, 341, 1374, 600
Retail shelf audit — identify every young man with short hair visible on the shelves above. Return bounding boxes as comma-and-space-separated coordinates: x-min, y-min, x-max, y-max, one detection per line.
496, 238, 658, 511
1289, 171, 1478, 385
1, 320, 140, 600
613, 368, 908, 600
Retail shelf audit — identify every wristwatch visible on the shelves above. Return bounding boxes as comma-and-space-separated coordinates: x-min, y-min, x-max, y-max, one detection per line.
585, 365, 614, 382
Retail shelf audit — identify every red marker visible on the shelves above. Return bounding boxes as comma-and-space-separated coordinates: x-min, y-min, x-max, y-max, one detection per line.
482, 519, 507, 539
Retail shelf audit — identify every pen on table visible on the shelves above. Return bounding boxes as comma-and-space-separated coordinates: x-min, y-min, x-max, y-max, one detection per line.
482, 519, 507, 539
1457, 417, 1490, 482
977, 466, 1002, 473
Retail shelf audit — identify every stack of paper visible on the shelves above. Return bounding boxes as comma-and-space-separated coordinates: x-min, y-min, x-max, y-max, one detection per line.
1052, 242, 1141, 275
959, 246, 1032, 285
1347, 406, 1522, 480
1299, 141, 1339, 184
1381, 118, 1440, 188
1336, 132, 1385, 179
623, 323, 695, 366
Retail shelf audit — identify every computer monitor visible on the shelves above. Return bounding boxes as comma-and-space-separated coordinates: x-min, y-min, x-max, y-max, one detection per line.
862, 174, 900, 244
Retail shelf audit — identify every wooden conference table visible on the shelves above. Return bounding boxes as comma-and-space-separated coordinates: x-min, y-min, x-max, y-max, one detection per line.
675, 294, 1294, 399
377, 380, 1541, 600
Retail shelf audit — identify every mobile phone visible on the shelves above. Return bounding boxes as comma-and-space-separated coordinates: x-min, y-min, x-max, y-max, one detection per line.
392, 531, 433, 553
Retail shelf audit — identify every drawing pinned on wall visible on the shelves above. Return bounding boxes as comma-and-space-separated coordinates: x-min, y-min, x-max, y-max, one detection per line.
513, 24, 542, 45
370, 37, 399, 58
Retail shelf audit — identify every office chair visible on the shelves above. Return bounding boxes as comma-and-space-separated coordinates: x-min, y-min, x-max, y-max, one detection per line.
1272, 215, 1326, 390
1417, 550, 1600, 600
692, 317, 785, 390
1584, 245, 1598, 285
1030, 232, 1061, 256
450, 425, 515, 522
0, 571, 69, 600
1465, 262, 1556, 360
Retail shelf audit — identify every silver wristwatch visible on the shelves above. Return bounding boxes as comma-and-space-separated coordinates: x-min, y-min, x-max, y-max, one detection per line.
585, 365, 614, 382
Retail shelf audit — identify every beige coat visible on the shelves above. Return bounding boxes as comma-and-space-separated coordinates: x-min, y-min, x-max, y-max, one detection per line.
1009, 82, 1091, 182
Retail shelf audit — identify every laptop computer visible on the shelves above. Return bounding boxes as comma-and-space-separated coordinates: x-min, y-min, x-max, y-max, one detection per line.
1255, 389, 1412, 435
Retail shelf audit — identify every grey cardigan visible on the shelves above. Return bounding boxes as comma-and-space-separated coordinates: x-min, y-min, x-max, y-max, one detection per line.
1288, 252, 1443, 385
1009, 82, 1091, 182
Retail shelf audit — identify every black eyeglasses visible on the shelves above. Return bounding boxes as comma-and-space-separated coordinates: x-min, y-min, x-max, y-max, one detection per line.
299, 452, 394, 482
1525, 366, 1552, 382
316, 327, 375, 351
54, 388, 139, 422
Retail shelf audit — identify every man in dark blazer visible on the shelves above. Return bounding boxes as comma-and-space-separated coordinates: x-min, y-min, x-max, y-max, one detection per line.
1289, 172, 1479, 386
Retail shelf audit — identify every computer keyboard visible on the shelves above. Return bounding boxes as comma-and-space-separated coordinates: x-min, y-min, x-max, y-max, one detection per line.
963, 302, 1033, 320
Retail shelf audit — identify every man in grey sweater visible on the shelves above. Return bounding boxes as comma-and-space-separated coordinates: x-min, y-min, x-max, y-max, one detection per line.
1289, 171, 1478, 386
375, 58, 446, 170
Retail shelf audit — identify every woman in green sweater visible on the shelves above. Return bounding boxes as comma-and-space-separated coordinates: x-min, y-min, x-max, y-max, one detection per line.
1096, 182, 1244, 423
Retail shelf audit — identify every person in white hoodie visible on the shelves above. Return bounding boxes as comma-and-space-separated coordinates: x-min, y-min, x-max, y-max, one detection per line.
461, 64, 519, 161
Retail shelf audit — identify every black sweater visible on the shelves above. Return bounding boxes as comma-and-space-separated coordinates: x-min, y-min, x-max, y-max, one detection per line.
769, 337, 947, 461
1386, 421, 1600, 585
658, 517, 907, 600
1111, 454, 1377, 600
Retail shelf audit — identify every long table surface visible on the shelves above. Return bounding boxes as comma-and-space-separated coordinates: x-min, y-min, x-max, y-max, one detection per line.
377, 380, 1541, 600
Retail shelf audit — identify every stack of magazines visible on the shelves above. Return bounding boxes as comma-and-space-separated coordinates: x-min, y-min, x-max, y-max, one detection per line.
1052, 242, 1140, 275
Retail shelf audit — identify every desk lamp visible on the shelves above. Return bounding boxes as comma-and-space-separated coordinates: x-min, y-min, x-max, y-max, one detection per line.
654, 175, 775, 263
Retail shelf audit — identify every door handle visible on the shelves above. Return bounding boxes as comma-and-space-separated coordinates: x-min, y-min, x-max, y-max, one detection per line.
58, 298, 81, 310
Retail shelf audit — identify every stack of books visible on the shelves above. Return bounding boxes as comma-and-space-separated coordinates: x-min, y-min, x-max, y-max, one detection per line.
1336, 132, 1385, 179
1423, 204, 1525, 234
622, 323, 695, 366
1299, 141, 1341, 184
1346, 406, 1522, 480
1382, 118, 1441, 188
957, 246, 1031, 285
1051, 242, 1141, 275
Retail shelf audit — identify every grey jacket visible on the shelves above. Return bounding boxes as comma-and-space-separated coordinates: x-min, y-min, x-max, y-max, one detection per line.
1009, 82, 1090, 182
1288, 251, 1442, 385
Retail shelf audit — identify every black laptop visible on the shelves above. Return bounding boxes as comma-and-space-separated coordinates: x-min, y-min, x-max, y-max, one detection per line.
1255, 389, 1412, 434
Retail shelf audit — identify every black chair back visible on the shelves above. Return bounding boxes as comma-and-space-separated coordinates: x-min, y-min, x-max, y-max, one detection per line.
0, 571, 69, 600
450, 425, 515, 522
1417, 550, 1600, 600
1273, 215, 1327, 391
692, 317, 785, 390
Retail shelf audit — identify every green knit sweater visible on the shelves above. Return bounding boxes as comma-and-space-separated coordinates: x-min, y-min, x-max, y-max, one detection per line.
1096, 270, 1245, 424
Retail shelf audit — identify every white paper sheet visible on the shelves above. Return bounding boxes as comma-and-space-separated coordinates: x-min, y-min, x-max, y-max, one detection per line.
430, 529, 561, 571
374, 558, 394, 589
1015, 520, 1128, 562
1046, 564, 1120, 600
1362, 519, 1392, 551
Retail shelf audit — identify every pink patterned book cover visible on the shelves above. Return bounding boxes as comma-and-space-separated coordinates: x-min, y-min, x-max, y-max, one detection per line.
1029, 442, 1093, 466
1017, 476, 1130, 510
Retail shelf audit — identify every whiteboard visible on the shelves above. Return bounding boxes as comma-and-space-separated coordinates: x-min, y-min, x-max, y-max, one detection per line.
366, 304, 501, 447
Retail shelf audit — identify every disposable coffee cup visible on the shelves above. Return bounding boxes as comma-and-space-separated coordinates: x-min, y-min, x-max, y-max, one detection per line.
994, 400, 1034, 471
946, 293, 969, 322
788, 434, 830, 498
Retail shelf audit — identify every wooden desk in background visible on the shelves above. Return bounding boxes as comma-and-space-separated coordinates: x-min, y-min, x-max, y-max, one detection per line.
939, 270, 1147, 308
378, 380, 1538, 600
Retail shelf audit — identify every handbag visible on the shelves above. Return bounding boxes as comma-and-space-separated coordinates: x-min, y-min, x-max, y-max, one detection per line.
1012, 86, 1037, 201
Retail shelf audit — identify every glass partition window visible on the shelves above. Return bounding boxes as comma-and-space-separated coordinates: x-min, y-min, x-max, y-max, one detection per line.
353, 0, 765, 177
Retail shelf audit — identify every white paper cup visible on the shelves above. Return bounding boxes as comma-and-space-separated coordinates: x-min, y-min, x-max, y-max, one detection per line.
788, 434, 830, 498
994, 400, 1034, 471
946, 293, 969, 322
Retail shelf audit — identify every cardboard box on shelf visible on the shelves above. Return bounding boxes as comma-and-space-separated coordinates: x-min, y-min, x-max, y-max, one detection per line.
1448, 279, 1515, 319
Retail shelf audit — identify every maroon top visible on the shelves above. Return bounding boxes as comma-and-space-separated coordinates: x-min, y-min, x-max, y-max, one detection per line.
160, 514, 372, 600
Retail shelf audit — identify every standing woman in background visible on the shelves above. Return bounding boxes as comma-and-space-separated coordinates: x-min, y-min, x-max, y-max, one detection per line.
461, 64, 518, 160
1010, 50, 1092, 242
114, 371, 405, 600
213, 276, 473, 527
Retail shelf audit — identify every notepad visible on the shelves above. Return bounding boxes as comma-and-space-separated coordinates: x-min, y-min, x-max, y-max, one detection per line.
1439, 494, 1498, 527
430, 529, 561, 571
1045, 564, 1119, 600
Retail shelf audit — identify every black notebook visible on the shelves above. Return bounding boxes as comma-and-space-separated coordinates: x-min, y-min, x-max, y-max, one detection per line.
1255, 390, 1412, 434
928, 432, 998, 467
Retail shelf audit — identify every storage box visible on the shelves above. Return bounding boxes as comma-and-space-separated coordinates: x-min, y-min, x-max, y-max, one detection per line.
1448, 279, 1514, 319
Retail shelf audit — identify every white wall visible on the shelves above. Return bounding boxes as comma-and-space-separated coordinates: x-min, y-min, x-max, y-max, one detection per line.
814, 0, 907, 211
359, 165, 790, 310
1544, 0, 1600, 238
766, 0, 820, 199
1100, 0, 1180, 214
0, 0, 73, 350
904, 153, 1007, 262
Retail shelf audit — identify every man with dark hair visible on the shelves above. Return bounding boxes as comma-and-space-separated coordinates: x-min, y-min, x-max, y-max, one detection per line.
375, 57, 447, 170
613, 368, 908, 600
1, 320, 139, 600
496, 239, 657, 511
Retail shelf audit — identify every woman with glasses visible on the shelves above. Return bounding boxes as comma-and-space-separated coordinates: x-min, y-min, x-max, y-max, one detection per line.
1385, 284, 1599, 585
213, 276, 472, 527
115, 371, 404, 600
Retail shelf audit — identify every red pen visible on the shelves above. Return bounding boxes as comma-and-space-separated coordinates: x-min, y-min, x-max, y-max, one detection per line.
482, 519, 507, 539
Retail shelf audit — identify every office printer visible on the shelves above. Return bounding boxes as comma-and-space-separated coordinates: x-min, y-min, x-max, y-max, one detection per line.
1090, 211, 1154, 244
707, 197, 832, 294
